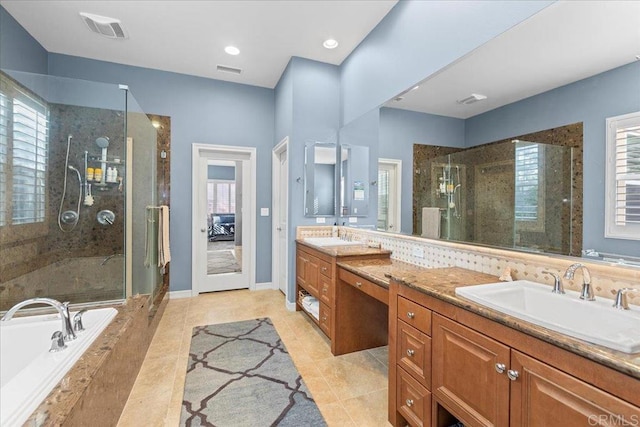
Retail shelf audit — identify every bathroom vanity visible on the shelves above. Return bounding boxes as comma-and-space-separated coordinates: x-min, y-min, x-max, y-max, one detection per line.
295, 240, 391, 355
387, 272, 640, 427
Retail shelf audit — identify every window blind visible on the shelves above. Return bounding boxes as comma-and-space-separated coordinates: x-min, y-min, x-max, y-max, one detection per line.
0, 91, 8, 226
11, 93, 48, 224
613, 123, 640, 226
514, 143, 539, 221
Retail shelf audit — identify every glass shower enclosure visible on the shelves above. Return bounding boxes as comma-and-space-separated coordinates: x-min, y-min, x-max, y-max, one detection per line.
0, 70, 163, 311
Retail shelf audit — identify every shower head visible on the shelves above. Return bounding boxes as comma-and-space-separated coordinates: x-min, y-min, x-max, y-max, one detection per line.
96, 137, 110, 148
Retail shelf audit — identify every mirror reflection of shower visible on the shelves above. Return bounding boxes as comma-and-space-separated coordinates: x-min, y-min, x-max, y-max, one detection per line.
58, 135, 82, 232
433, 161, 467, 241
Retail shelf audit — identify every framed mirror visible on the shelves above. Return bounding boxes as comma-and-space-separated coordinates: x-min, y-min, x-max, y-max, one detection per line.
340, 144, 369, 217
304, 142, 336, 217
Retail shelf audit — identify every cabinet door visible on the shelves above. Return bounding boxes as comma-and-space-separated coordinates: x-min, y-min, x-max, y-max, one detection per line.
305, 256, 319, 295
432, 314, 510, 427
510, 350, 640, 427
296, 252, 307, 286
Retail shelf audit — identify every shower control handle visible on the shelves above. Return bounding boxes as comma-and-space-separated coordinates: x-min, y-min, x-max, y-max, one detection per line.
97, 210, 115, 226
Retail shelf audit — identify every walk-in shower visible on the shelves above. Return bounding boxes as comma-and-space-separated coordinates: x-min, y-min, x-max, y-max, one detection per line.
0, 69, 165, 312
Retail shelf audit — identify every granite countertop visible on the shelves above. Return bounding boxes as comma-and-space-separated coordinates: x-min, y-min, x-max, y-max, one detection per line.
338, 259, 640, 380
296, 239, 392, 258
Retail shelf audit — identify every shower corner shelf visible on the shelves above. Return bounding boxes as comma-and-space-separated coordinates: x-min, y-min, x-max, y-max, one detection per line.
88, 156, 125, 165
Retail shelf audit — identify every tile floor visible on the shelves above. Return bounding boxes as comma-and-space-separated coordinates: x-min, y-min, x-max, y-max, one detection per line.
117, 289, 391, 426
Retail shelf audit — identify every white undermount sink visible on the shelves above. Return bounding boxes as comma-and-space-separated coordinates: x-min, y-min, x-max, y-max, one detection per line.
303, 237, 364, 247
455, 280, 640, 353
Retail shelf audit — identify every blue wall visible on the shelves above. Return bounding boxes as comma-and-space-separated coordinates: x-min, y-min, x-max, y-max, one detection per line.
0, 7, 48, 74
339, 0, 553, 125
379, 107, 466, 234
45, 54, 275, 291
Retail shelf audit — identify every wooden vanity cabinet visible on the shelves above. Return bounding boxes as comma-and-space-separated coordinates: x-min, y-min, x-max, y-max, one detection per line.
389, 280, 640, 427
295, 241, 390, 353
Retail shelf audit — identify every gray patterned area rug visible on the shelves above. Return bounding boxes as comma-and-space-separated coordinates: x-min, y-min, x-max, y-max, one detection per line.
180, 318, 326, 427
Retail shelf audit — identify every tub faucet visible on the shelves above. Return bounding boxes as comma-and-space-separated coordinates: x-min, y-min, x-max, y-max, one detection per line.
1, 297, 77, 341
563, 263, 594, 301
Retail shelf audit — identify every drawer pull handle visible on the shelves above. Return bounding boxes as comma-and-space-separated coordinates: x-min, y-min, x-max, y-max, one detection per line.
405, 399, 414, 407
322, 316, 327, 322
407, 312, 415, 319
495, 363, 506, 374
507, 370, 519, 381
355, 281, 362, 288
321, 267, 327, 272
323, 288, 327, 293
406, 349, 415, 357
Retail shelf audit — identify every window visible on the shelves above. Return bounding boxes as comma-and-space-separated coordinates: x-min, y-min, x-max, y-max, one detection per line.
0, 74, 49, 228
207, 180, 235, 214
606, 112, 640, 240
514, 140, 545, 232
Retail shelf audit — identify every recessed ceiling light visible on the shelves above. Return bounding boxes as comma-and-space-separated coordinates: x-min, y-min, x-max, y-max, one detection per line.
456, 93, 487, 105
224, 46, 240, 56
323, 39, 339, 49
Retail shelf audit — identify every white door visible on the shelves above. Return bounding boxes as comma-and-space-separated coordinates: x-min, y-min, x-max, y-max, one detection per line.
272, 138, 289, 296
192, 144, 256, 293
378, 158, 402, 232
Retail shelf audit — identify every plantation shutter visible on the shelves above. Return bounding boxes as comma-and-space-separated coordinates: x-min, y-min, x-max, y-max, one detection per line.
606, 112, 640, 239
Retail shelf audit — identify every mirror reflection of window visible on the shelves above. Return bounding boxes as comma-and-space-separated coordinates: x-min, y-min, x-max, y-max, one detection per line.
514, 141, 543, 228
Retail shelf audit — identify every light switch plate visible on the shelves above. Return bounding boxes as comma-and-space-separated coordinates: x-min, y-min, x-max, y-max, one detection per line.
348, 217, 357, 223
260, 208, 269, 217
316, 217, 326, 224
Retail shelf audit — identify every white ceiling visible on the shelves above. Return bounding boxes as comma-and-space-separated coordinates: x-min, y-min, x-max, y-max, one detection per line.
386, 1, 640, 119
0, 0, 397, 88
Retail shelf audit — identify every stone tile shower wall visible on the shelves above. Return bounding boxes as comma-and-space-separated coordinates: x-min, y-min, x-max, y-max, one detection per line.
0, 104, 126, 310
413, 122, 583, 257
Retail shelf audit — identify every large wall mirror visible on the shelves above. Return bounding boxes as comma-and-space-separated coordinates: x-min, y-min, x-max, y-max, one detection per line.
375, 1, 640, 262
304, 142, 336, 217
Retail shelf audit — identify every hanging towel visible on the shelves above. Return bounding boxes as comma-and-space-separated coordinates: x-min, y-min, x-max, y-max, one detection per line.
422, 207, 441, 239
158, 205, 171, 268
144, 208, 155, 267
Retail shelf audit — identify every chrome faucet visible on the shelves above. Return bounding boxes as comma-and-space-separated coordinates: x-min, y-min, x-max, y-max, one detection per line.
612, 288, 639, 310
1, 297, 77, 341
563, 263, 594, 301
543, 271, 564, 294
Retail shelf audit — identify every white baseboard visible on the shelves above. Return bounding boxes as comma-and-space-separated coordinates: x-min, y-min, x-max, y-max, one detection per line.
286, 300, 297, 311
169, 290, 195, 299
254, 282, 274, 291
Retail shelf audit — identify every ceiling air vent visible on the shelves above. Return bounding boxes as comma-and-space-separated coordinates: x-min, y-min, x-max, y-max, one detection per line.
217, 65, 242, 75
80, 12, 127, 39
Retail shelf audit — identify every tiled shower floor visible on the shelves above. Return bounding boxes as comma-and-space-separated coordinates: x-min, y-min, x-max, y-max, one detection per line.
117, 289, 391, 426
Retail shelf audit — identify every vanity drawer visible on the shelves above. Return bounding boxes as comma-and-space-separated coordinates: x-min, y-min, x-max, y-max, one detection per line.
318, 259, 333, 279
397, 366, 431, 427
319, 274, 332, 305
398, 296, 432, 335
397, 320, 431, 389
319, 302, 331, 337
339, 268, 388, 304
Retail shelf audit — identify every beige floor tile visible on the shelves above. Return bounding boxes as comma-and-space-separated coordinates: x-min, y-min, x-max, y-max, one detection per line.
316, 351, 388, 401
341, 388, 391, 426
367, 346, 389, 367
317, 401, 356, 427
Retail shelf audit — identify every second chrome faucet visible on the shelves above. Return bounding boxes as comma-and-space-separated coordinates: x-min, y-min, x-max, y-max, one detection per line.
564, 263, 594, 301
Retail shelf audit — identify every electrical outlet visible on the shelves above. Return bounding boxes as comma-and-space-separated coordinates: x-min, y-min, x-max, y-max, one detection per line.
412, 246, 425, 258
316, 217, 326, 224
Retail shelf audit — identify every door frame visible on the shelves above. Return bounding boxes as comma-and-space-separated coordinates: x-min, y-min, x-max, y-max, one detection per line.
272, 137, 291, 306
191, 143, 256, 294
378, 158, 402, 232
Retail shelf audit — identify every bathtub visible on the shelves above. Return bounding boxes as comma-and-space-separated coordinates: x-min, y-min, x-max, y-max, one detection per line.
0, 307, 118, 426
